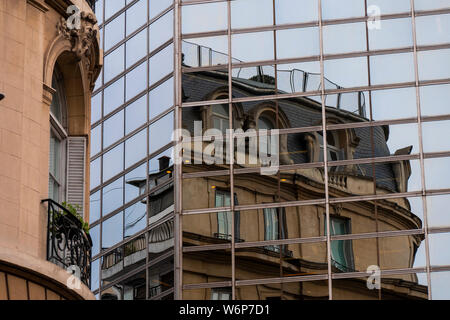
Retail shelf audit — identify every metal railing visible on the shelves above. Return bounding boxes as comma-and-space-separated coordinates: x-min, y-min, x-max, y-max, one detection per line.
42, 199, 92, 287
182, 40, 366, 118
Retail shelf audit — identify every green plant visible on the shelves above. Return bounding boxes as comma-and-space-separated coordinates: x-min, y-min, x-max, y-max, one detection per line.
61, 202, 90, 234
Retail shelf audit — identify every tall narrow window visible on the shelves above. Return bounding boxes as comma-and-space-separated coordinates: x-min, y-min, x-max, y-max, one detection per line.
263, 208, 286, 253
326, 216, 354, 272
211, 103, 230, 134
215, 190, 240, 241
258, 115, 275, 156
211, 288, 231, 300
318, 132, 342, 163
49, 65, 68, 203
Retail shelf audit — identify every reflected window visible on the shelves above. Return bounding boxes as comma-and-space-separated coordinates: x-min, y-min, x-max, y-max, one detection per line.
211, 288, 231, 300
258, 114, 276, 156
212, 104, 230, 134
318, 132, 341, 162
327, 216, 354, 272
215, 190, 240, 241
263, 208, 286, 253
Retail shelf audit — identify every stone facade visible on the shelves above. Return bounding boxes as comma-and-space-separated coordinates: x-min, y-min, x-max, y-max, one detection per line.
0, 0, 101, 300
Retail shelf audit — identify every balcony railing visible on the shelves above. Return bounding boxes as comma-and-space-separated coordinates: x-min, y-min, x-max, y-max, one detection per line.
182, 40, 366, 118
42, 199, 92, 287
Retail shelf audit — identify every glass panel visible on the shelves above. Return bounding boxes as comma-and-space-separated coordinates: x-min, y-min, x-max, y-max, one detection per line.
104, 13, 125, 51
277, 62, 321, 94
124, 201, 147, 237
422, 120, 450, 153
90, 157, 101, 190
90, 190, 101, 223
149, 78, 174, 120
126, 28, 147, 68
101, 269, 146, 300
126, 0, 147, 36
104, 45, 125, 83
149, 112, 173, 154
236, 242, 328, 281
182, 175, 231, 211
414, 0, 450, 11
182, 2, 227, 34
416, 14, 450, 46
420, 84, 450, 117
426, 194, 450, 228
275, 0, 318, 24
149, 44, 174, 86
368, 18, 413, 50
103, 143, 124, 182
149, 10, 174, 53
91, 124, 101, 156
102, 177, 124, 216
183, 249, 231, 285
105, 0, 125, 20
104, 77, 124, 116
125, 128, 147, 169
323, 22, 366, 54
232, 32, 274, 63
418, 49, 450, 81
150, 0, 173, 20
424, 157, 450, 190
276, 27, 319, 59
324, 57, 368, 88
429, 233, 450, 266
237, 281, 329, 300
91, 93, 102, 125
102, 211, 124, 249
182, 36, 228, 68
126, 95, 147, 134
126, 62, 147, 101
370, 87, 417, 121
231, 0, 273, 29
332, 273, 428, 300
321, 0, 365, 20
125, 163, 147, 204
103, 110, 124, 148
367, 0, 410, 15
431, 271, 450, 300
90, 225, 100, 257
370, 52, 415, 85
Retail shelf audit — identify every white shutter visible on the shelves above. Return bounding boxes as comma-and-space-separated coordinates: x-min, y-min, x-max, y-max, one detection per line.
66, 137, 86, 217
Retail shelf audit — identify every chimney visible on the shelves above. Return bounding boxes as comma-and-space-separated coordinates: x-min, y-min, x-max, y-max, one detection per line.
158, 156, 171, 172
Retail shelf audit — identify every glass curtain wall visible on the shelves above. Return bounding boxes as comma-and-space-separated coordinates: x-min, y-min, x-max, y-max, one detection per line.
177, 0, 450, 300
91, 0, 450, 300
89, 0, 175, 300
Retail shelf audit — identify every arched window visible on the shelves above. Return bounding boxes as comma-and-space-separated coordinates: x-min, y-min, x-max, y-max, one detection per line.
257, 114, 276, 157
49, 65, 68, 202
211, 103, 230, 134
318, 131, 341, 162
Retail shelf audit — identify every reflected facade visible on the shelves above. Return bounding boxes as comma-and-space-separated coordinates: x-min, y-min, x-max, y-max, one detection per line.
91, 0, 450, 300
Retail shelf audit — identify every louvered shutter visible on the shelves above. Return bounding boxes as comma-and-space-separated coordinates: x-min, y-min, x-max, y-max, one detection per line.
66, 137, 86, 217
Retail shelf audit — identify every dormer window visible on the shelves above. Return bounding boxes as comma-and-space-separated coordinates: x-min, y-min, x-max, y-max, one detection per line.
211, 103, 230, 134
318, 131, 342, 162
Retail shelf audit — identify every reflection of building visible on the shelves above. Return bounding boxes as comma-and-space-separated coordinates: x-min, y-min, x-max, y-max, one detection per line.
100, 157, 174, 300
0, 0, 101, 300
179, 55, 426, 300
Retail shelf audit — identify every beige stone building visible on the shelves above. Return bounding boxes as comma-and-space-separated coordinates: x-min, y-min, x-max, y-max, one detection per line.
0, 0, 101, 300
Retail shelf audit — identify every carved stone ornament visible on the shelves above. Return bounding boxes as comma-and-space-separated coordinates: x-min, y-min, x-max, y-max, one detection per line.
56, 12, 98, 66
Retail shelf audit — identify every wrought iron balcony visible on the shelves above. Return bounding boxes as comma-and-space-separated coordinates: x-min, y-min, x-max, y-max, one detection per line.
42, 199, 92, 287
